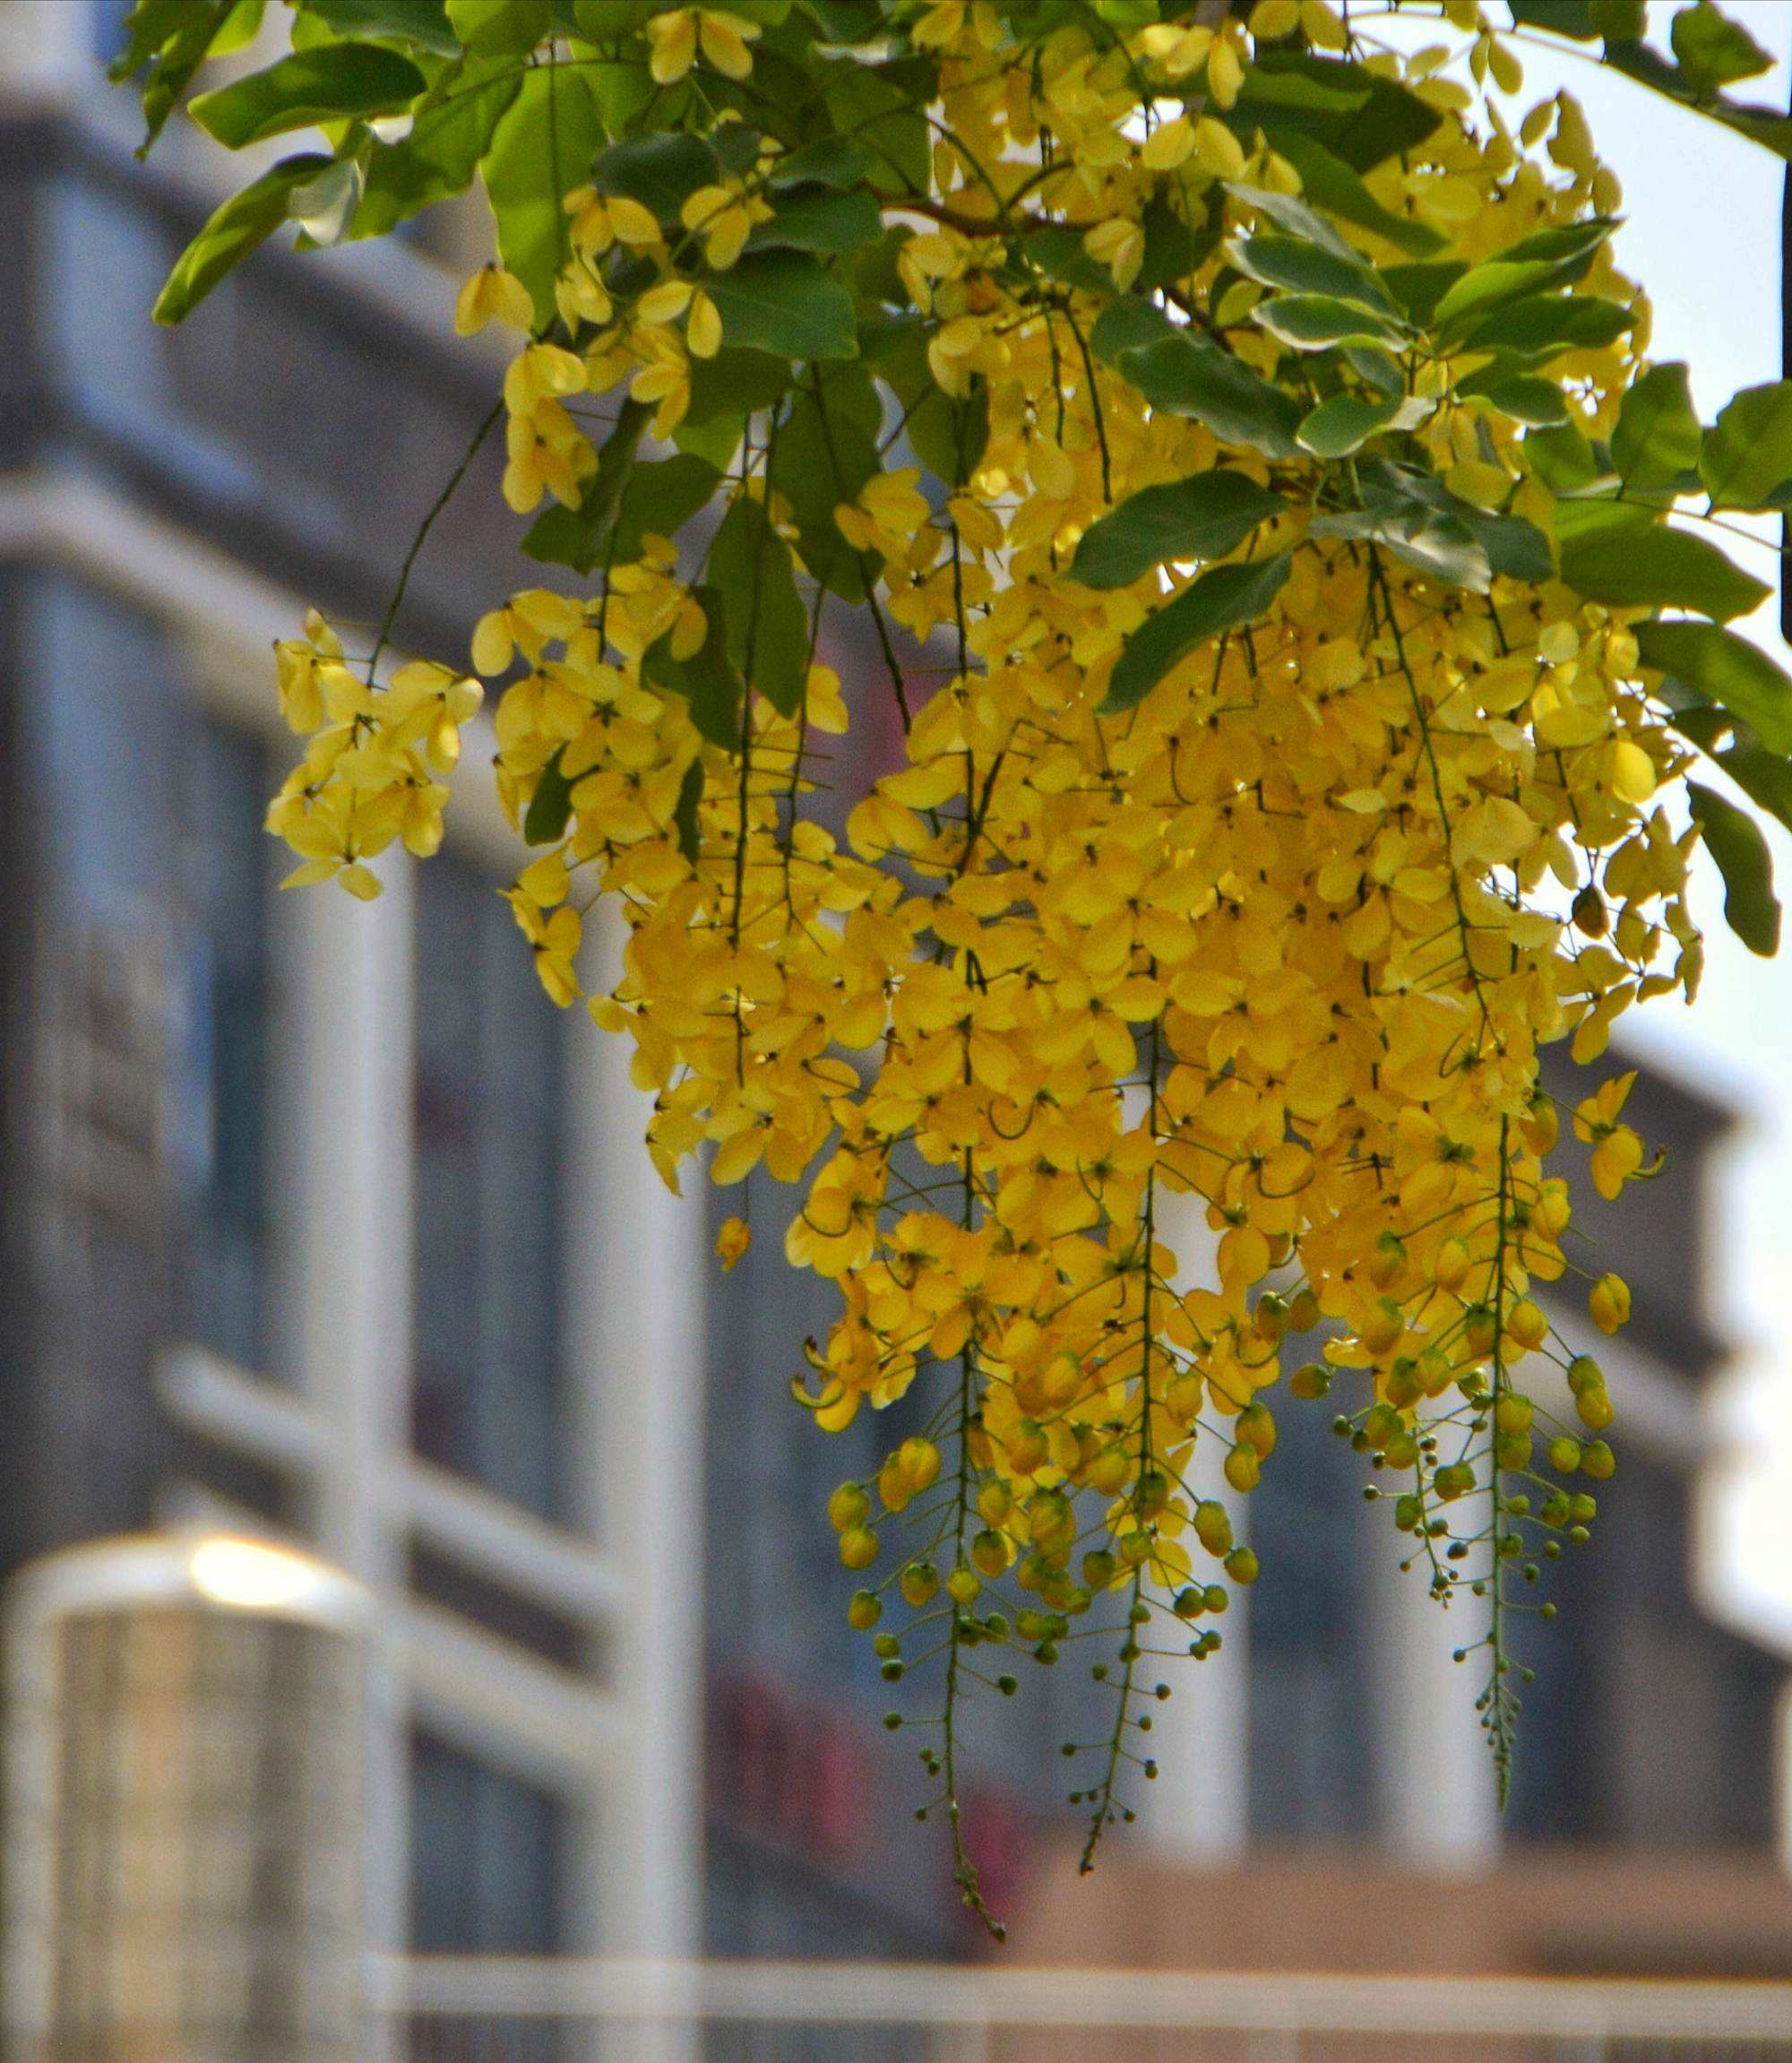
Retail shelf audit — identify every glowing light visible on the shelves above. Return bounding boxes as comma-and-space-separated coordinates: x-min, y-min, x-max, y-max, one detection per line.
188, 1538, 325, 1613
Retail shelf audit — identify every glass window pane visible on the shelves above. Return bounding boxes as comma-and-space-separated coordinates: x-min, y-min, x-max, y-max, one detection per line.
174, 722, 279, 1372
22, 572, 279, 1376
408, 1732, 566, 1952
411, 851, 569, 1519
1246, 1401, 1374, 1841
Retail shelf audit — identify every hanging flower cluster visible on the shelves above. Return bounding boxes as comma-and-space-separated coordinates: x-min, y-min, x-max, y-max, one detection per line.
128, 0, 1792, 1924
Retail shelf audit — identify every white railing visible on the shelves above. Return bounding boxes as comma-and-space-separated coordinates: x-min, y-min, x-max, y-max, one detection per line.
370, 1956, 1792, 2059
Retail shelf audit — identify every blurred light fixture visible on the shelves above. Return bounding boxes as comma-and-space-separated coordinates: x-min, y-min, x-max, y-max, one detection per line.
3, 1532, 374, 2063
188, 1535, 335, 1613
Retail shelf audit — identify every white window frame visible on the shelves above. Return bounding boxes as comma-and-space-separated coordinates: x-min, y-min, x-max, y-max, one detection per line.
0, 468, 706, 1967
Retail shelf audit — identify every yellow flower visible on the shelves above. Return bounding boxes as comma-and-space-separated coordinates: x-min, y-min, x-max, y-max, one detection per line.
715, 1215, 753, 1270
1589, 1274, 1632, 1335
566, 186, 663, 254
645, 6, 760, 82
510, 898, 582, 1007
1082, 217, 1142, 291
835, 468, 930, 557
680, 180, 771, 270
453, 263, 534, 337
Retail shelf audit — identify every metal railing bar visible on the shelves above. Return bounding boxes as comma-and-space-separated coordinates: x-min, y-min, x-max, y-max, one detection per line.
367, 1958, 1792, 2041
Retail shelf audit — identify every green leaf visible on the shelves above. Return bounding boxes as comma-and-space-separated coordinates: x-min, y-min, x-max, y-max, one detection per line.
1228, 182, 1357, 261
1610, 362, 1702, 492
709, 496, 809, 716
685, 347, 794, 427
152, 152, 331, 323
1089, 297, 1176, 365
769, 381, 879, 600
1235, 52, 1441, 173
1557, 511, 1769, 619
1343, 345, 1405, 400
1710, 740, 1792, 838
110, 0, 207, 79
822, 61, 931, 198
1230, 230, 1396, 312
623, 453, 724, 557
583, 53, 653, 134
482, 64, 605, 325
770, 139, 875, 191
1138, 193, 1216, 293
1432, 218, 1614, 333
1267, 133, 1445, 258
642, 587, 744, 747
303, 0, 460, 51
1460, 507, 1554, 583
590, 131, 720, 225
1252, 293, 1407, 352
1460, 294, 1635, 357
1383, 260, 1466, 325
120, 0, 240, 152
572, 2, 649, 48
1599, 39, 1792, 161
748, 184, 881, 255
672, 412, 743, 472
1506, 0, 1594, 30
524, 748, 573, 843
1296, 392, 1429, 459
705, 251, 857, 360
1319, 504, 1491, 591
1069, 472, 1285, 590
446, 0, 550, 50
1507, 1, 1643, 35
1102, 555, 1292, 712
1117, 333, 1302, 459
188, 41, 426, 147
1633, 619, 1792, 755
796, 0, 878, 39
287, 158, 364, 246
526, 444, 719, 568
1670, 1, 1770, 91
1478, 375, 1571, 427
1485, 217, 1615, 267
1524, 419, 1608, 494
1029, 226, 1116, 296
1354, 462, 1554, 583
1701, 382, 1792, 510
1689, 781, 1780, 955
673, 759, 704, 863
908, 382, 987, 489
351, 53, 521, 240
636, 445, 728, 535
1665, 697, 1792, 846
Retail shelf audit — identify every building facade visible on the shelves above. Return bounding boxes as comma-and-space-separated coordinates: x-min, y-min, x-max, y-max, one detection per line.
0, 2, 703, 1969
0, 0, 1786, 1981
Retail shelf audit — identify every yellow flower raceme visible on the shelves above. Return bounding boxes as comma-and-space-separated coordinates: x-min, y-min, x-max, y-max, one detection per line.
257, 2, 1747, 1904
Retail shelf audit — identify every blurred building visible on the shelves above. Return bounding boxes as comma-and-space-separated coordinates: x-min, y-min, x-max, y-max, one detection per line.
0, 0, 1788, 1990
0, 0, 702, 1972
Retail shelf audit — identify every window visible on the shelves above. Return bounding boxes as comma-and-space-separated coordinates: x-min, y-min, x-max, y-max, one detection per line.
90, 0, 134, 67
175, 722, 279, 1372
22, 574, 279, 1370
411, 851, 569, 1520
409, 1733, 566, 1951
1246, 1400, 1374, 1842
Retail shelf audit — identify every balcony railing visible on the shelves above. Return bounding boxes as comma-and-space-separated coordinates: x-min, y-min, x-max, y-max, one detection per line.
370, 1955, 1792, 2063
